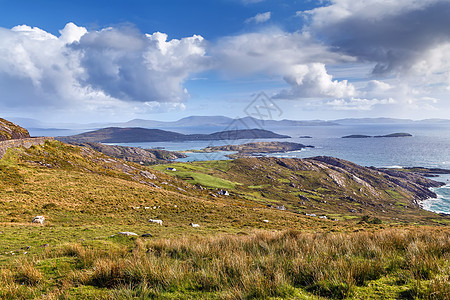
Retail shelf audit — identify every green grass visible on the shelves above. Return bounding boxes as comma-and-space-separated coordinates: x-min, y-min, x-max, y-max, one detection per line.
386, 190, 402, 199
169, 171, 236, 189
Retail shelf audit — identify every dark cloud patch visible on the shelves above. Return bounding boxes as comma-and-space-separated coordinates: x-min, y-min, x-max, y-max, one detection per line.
307, 0, 450, 74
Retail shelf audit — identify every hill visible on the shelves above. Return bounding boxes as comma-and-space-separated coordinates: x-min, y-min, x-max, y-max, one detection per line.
0, 140, 449, 298
0, 118, 30, 141
57, 127, 290, 143
153, 156, 446, 223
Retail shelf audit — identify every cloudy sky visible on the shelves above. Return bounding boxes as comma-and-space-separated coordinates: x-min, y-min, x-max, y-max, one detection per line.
1, 0, 450, 123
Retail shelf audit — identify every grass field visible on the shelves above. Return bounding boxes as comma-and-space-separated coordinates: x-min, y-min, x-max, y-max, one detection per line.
0, 141, 449, 299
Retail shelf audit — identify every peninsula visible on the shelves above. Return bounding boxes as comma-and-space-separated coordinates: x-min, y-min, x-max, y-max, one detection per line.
57, 128, 290, 143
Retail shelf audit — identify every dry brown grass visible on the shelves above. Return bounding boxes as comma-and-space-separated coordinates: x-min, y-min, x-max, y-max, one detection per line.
2, 227, 445, 299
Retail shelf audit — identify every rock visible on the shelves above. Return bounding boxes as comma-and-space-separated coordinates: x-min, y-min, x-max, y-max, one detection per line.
140, 170, 157, 180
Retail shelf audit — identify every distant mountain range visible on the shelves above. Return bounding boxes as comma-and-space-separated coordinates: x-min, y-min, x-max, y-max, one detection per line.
7, 116, 450, 137
57, 128, 290, 143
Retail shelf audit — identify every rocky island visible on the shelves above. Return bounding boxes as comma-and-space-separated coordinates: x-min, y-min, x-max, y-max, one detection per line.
342, 132, 412, 138
190, 141, 313, 158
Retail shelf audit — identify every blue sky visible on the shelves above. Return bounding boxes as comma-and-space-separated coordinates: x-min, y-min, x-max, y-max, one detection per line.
1, 0, 450, 123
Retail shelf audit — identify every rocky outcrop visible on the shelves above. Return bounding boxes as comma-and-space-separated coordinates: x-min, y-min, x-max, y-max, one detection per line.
0, 118, 30, 141
67, 142, 187, 165
310, 156, 443, 202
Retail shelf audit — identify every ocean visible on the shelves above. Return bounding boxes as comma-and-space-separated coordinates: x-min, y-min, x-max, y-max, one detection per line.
105, 122, 450, 214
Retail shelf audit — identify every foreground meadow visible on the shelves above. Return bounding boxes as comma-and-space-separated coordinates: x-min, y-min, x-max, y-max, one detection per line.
1, 228, 449, 299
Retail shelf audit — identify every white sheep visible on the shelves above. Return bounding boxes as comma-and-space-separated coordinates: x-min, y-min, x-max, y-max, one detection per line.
189, 223, 200, 228
262, 220, 269, 223
32, 216, 45, 225
149, 219, 163, 226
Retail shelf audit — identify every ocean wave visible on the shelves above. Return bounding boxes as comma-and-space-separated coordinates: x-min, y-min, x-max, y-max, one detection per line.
422, 185, 450, 214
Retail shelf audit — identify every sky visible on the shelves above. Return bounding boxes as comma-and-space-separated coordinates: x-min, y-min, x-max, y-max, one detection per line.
1, 0, 450, 123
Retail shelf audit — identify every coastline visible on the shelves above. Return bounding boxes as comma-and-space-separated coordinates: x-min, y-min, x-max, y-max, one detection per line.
420, 175, 450, 214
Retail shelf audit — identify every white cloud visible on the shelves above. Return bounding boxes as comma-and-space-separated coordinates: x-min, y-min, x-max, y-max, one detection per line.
326, 97, 396, 111
212, 31, 356, 100
275, 63, 356, 99
292, 0, 450, 112
0, 23, 209, 116
78, 28, 208, 103
59, 22, 87, 44
212, 30, 350, 77
245, 12, 271, 24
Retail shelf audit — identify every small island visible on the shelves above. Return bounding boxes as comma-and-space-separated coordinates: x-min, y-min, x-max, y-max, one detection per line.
188, 141, 313, 158
342, 133, 412, 138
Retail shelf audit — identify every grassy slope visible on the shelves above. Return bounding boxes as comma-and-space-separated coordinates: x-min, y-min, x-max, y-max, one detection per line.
0, 141, 331, 259
153, 157, 448, 225
0, 141, 448, 299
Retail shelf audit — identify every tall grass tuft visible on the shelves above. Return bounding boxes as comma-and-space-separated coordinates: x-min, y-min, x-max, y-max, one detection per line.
13, 259, 43, 286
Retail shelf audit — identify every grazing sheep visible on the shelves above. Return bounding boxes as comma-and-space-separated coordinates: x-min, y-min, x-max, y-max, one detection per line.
189, 223, 200, 228
118, 232, 138, 236
144, 207, 150, 209
32, 216, 45, 225
262, 220, 269, 223
149, 219, 163, 226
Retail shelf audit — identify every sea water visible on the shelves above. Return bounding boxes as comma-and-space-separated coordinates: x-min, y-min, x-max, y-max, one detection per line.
111, 123, 450, 214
